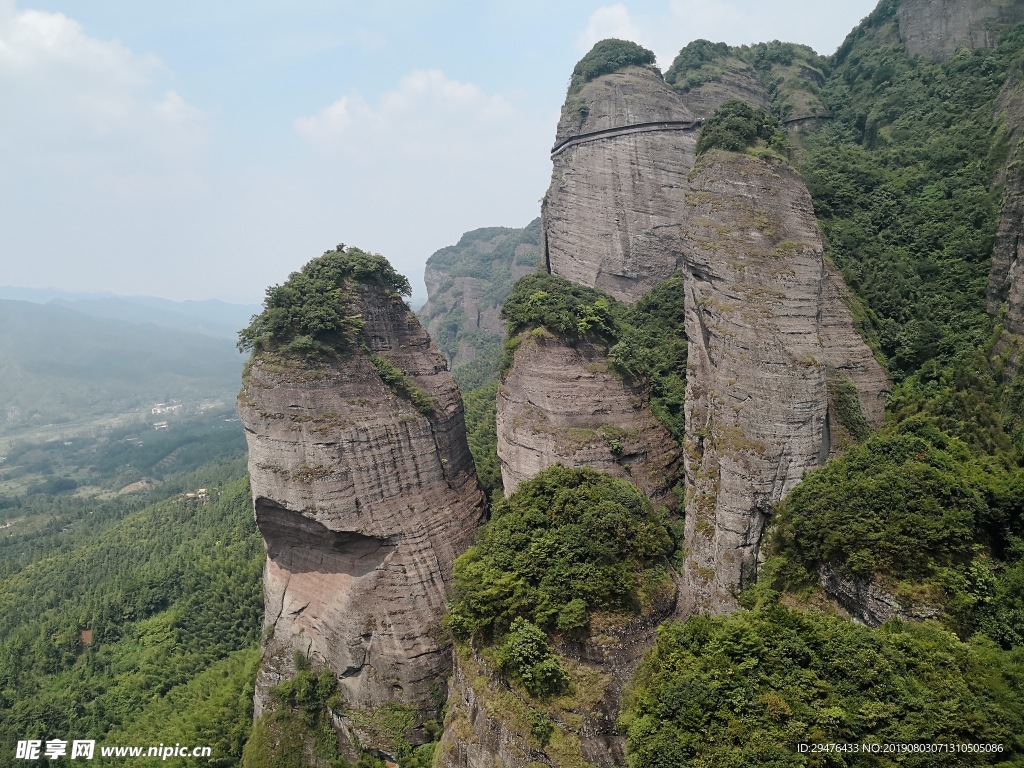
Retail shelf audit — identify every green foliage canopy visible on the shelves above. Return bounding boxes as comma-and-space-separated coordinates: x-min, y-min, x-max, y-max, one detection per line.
447, 465, 672, 641
773, 416, 1024, 641
568, 39, 656, 93
623, 605, 1024, 768
496, 618, 569, 698
696, 100, 789, 156
502, 273, 619, 340
238, 246, 410, 355
801, 24, 1024, 376
664, 39, 731, 88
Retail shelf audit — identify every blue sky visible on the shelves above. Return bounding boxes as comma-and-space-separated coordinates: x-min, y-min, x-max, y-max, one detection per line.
0, 0, 879, 304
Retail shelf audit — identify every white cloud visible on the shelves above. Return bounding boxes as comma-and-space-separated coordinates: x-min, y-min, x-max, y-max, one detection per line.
295, 69, 515, 160
0, 5, 213, 300
290, 70, 551, 301
0, 7, 205, 164
575, 4, 645, 54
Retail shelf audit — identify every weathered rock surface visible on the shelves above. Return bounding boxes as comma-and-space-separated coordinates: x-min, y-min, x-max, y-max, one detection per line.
543, 66, 698, 304
819, 565, 941, 626
817, 264, 891, 428
541, 63, 888, 616
897, 0, 1024, 60
420, 222, 540, 369
437, 585, 677, 768
664, 40, 829, 133
238, 285, 485, 754
679, 150, 889, 615
989, 73, 1024, 352
675, 61, 771, 117
496, 333, 682, 508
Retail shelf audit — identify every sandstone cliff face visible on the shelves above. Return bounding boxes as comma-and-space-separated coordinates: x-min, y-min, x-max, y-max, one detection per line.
989, 74, 1024, 348
496, 333, 682, 508
897, 0, 1024, 60
421, 222, 540, 369
681, 68, 769, 117
543, 67, 697, 304
540, 63, 887, 615
679, 150, 888, 614
238, 285, 485, 754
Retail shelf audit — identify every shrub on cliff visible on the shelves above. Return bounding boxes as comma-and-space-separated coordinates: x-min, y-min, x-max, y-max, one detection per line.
622, 604, 1024, 768
238, 246, 411, 355
502, 273, 621, 341
773, 415, 1024, 640
696, 100, 789, 157
568, 39, 657, 93
447, 465, 673, 641
664, 39, 732, 90
501, 274, 688, 442
496, 617, 569, 697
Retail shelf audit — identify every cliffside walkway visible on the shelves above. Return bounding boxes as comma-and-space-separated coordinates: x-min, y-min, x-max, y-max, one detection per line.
550, 118, 704, 157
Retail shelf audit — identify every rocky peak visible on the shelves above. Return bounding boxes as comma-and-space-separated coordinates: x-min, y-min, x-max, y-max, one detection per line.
496, 332, 683, 508
237, 252, 485, 757
556, 65, 694, 143
541, 50, 889, 615
419, 220, 540, 370
544, 63, 697, 305
679, 149, 888, 613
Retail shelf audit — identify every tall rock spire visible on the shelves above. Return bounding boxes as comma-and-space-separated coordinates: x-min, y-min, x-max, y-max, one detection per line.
237, 249, 485, 757
536, 42, 889, 614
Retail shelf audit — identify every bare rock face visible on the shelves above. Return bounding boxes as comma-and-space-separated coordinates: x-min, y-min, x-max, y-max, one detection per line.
543, 66, 698, 304
541, 64, 889, 614
496, 333, 682, 508
238, 285, 485, 754
989, 74, 1024, 350
897, 0, 1024, 60
678, 63, 771, 117
679, 150, 889, 615
817, 264, 891, 427
819, 565, 941, 626
420, 222, 541, 369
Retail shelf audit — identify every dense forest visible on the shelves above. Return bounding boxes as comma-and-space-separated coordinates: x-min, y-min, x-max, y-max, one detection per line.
0, 408, 259, 767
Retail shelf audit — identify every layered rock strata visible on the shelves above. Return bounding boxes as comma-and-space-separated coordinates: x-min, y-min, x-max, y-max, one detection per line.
818, 565, 941, 626
680, 149, 888, 614
496, 333, 682, 508
989, 74, 1024, 351
676, 62, 770, 117
897, 0, 1024, 60
543, 66, 698, 304
539, 62, 888, 615
238, 285, 485, 754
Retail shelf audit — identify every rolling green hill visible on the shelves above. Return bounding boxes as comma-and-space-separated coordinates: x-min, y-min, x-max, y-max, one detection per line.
0, 300, 243, 437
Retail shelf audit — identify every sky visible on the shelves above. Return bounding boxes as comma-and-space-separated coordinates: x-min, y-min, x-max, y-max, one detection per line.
0, 0, 880, 305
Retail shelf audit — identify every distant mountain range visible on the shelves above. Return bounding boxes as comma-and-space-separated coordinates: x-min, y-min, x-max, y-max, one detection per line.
0, 298, 245, 436
0, 287, 260, 340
